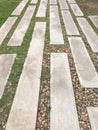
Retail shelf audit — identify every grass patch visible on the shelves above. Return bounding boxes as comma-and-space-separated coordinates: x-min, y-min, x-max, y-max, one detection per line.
0, 0, 22, 26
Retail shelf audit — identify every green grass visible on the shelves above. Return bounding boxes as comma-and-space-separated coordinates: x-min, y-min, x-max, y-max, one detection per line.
0, 0, 22, 26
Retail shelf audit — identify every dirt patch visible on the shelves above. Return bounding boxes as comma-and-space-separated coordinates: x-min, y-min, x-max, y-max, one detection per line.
79, 2, 98, 9
77, 1, 98, 16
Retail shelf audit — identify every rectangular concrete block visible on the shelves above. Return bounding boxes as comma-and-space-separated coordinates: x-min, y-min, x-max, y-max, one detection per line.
12, 0, 29, 15
36, 0, 48, 17
77, 17, 98, 52
0, 54, 16, 99
69, 37, 98, 88
70, 4, 84, 16
87, 107, 98, 130
89, 15, 98, 29
0, 17, 17, 45
67, 0, 76, 3
61, 10, 80, 35
6, 22, 46, 130
50, 53, 80, 130
50, 6, 64, 44
31, 0, 38, 4
8, 6, 35, 46
59, 0, 69, 10
50, 0, 57, 5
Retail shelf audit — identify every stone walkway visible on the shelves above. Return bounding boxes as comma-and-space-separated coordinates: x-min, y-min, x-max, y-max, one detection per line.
0, 0, 98, 130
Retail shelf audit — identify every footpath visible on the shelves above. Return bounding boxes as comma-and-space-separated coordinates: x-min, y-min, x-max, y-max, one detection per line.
0, 0, 98, 130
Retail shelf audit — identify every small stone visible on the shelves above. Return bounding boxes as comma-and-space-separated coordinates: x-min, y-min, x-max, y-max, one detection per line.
93, 88, 98, 94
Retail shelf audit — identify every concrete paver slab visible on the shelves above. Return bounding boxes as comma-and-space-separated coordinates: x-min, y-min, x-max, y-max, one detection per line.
67, 0, 76, 4
50, 6, 64, 44
50, 0, 57, 5
87, 107, 98, 130
89, 15, 98, 29
69, 37, 98, 88
50, 53, 80, 130
8, 6, 35, 46
61, 10, 80, 35
0, 17, 17, 45
59, 0, 69, 10
31, 0, 38, 4
0, 54, 16, 99
77, 18, 98, 52
12, 0, 29, 15
36, 0, 48, 17
70, 4, 84, 16
6, 22, 46, 130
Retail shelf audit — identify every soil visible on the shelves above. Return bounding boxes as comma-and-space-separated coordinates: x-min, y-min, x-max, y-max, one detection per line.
79, 2, 98, 9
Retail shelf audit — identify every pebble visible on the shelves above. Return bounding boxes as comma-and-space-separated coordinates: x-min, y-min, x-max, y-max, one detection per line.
93, 88, 98, 94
